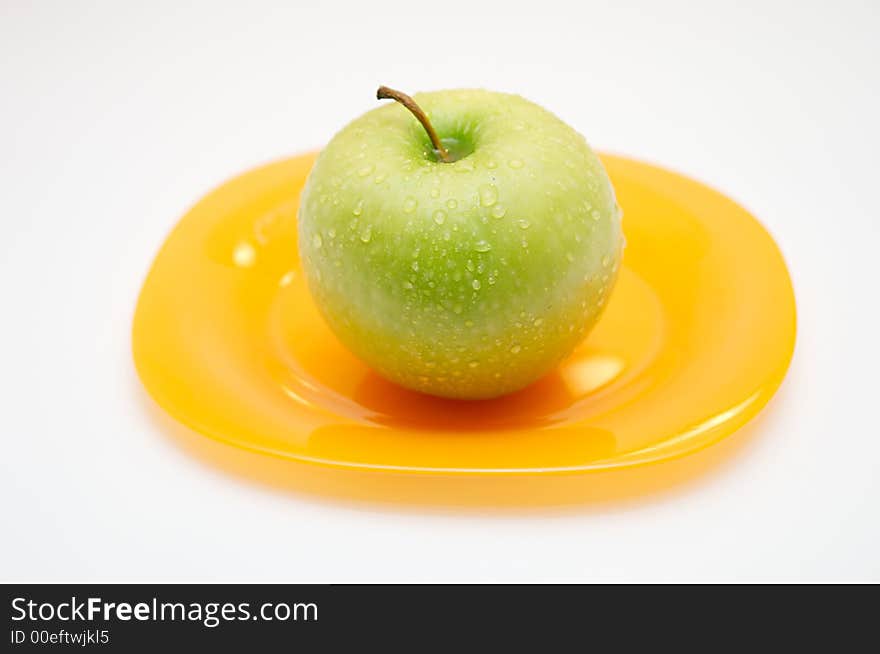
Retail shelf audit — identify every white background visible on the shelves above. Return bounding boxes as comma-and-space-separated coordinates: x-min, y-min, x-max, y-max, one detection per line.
2, 0, 878, 582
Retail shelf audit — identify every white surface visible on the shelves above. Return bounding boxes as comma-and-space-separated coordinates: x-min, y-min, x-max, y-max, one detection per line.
1, 0, 878, 582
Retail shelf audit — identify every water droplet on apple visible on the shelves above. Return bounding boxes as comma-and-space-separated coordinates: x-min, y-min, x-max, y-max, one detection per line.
411, 261, 419, 272
433, 210, 446, 225
360, 226, 372, 243
491, 205, 506, 219
472, 279, 481, 290
521, 239, 528, 248
468, 360, 479, 369
510, 344, 522, 354
374, 173, 386, 184
357, 164, 374, 177
353, 200, 363, 216
403, 197, 418, 213
403, 281, 414, 290
591, 209, 600, 221
430, 188, 440, 198
312, 234, 322, 249
465, 259, 475, 272
446, 199, 458, 210
517, 219, 531, 229
602, 255, 611, 267
474, 240, 492, 253
479, 184, 498, 207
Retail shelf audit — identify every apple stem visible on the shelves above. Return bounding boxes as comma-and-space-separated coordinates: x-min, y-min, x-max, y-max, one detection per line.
377, 86, 452, 163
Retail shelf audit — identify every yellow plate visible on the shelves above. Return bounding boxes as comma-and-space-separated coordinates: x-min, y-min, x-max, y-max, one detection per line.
133, 152, 795, 480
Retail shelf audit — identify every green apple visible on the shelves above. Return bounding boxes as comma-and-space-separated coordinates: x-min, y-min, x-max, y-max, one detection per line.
298, 87, 622, 399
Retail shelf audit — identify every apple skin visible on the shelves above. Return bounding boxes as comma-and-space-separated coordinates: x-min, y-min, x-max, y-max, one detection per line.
298, 89, 622, 399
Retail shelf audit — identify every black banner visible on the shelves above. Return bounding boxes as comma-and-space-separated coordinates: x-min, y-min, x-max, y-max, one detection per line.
3, 584, 876, 650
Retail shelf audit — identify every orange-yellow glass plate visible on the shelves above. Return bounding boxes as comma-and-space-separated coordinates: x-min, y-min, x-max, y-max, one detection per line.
133, 152, 795, 476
